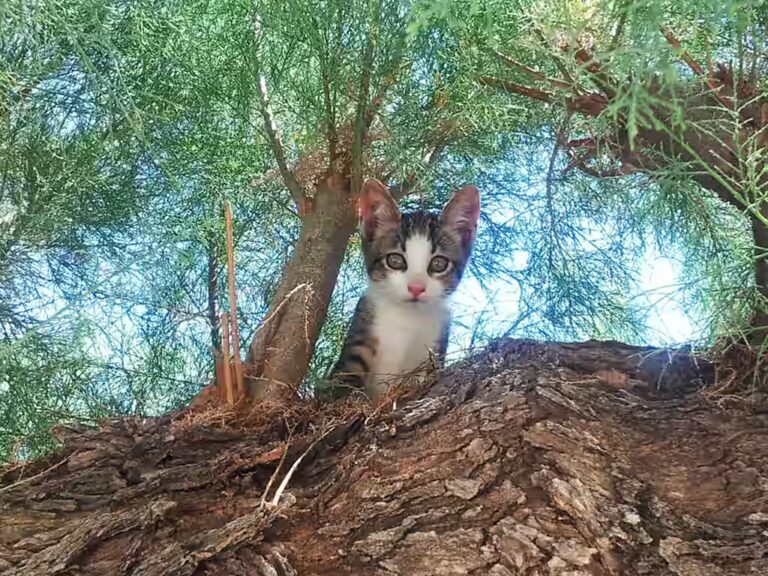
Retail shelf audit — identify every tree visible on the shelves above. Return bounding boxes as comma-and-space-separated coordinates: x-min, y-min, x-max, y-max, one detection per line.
3, 0, 532, 422
238, 0, 485, 400
8, 0, 760, 445
3, 340, 767, 575
452, 0, 768, 344
3, 0, 768, 573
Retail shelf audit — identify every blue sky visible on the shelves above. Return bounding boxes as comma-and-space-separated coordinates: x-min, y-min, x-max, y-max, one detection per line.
449, 243, 697, 356
635, 249, 694, 344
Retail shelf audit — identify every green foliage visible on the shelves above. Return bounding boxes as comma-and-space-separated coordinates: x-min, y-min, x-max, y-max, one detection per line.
0, 330, 95, 461
421, 0, 767, 341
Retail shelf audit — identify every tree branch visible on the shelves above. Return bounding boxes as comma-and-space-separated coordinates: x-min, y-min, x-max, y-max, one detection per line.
350, 10, 379, 198
583, 164, 634, 178
254, 75, 306, 206
532, 26, 578, 88
478, 76, 554, 102
660, 26, 704, 75
391, 137, 450, 201
565, 92, 610, 117
573, 49, 617, 100
487, 26, 753, 214
660, 26, 733, 110
322, 67, 339, 172
560, 134, 640, 178
609, 5, 629, 50
365, 30, 407, 132
252, 17, 305, 206
491, 49, 571, 90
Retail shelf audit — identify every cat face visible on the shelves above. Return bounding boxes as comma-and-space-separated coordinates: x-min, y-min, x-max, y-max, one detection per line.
359, 178, 480, 306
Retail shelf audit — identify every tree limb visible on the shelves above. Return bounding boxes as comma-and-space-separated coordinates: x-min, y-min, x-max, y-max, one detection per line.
254, 74, 306, 206
391, 137, 450, 201
322, 66, 339, 172
609, 4, 629, 50
565, 92, 610, 117
532, 26, 578, 88
491, 49, 571, 90
364, 30, 406, 132
561, 135, 641, 178
571, 162, 635, 178
350, 10, 379, 199
477, 76, 554, 102
252, 17, 305, 206
660, 26, 704, 75
573, 49, 617, 100
660, 26, 733, 110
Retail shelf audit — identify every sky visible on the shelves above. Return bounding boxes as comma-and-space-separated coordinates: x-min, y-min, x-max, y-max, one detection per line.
635, 249, 695, 344
449, 243, 697, 356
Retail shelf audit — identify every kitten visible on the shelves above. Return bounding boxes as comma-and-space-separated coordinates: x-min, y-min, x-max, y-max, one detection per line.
325, 178, 480, 403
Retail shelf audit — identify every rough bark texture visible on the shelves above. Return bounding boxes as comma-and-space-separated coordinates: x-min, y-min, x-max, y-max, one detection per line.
751, 206, 768, 341
245, 174, 358, 400
3, 339, 768, 575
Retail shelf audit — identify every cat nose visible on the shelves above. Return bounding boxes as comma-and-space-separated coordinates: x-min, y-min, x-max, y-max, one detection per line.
407, 283, 426, 299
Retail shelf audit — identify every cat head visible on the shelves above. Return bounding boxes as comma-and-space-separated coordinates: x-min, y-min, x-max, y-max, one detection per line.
359, 178, 480, 306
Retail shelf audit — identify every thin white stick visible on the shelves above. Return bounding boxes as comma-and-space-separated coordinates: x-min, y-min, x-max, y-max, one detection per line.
269, 428, 333, 507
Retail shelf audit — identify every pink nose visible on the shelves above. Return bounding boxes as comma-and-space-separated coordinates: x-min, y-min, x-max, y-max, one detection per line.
408, 283, 426, 299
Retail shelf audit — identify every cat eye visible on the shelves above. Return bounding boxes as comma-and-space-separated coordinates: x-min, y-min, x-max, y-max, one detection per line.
428, 256, 450, 274
386, 253, 406, 270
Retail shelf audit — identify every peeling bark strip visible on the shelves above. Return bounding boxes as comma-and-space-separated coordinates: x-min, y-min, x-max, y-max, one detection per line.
3, 340, 768, 575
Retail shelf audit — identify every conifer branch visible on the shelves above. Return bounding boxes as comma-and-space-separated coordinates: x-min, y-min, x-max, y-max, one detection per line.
491, 50, 572, 90
253, 17, 306, 206
660, 26, 733, 110
477, 76, 554, 102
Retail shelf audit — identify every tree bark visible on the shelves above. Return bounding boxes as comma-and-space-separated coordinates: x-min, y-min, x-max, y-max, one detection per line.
245, 174, 358, 401
751, 205, 768, 343
3, 339, 767, 575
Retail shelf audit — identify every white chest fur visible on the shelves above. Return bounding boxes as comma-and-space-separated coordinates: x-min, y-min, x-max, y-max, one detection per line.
365, 295, 448, 402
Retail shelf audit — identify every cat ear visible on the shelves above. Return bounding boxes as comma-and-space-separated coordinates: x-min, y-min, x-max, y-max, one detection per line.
359, 178, 400, 241
439, 185, 480, 249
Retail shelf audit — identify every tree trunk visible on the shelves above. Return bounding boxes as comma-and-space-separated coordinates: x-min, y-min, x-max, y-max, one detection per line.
751, 207, 768, 345
245, 174, 358, 401
628, 99, 768, 342
3, 339, 767, 575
